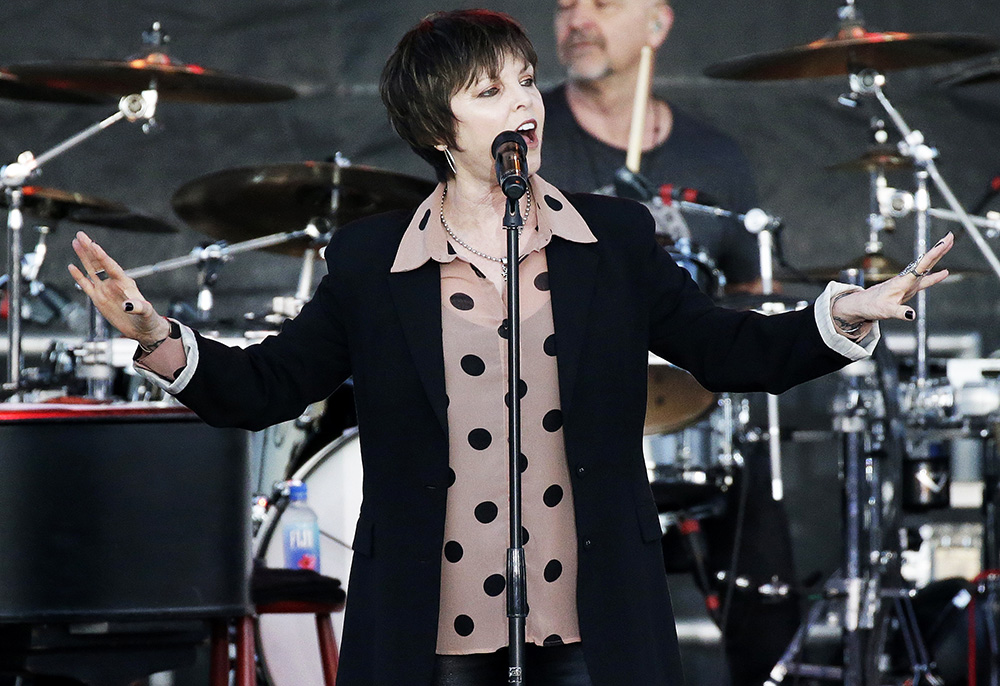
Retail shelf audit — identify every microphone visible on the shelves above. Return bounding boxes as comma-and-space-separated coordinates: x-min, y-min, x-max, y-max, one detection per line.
491, 131, 528, 200
659, 184, 718, 207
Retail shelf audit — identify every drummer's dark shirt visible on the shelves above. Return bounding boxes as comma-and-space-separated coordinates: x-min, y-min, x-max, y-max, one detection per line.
541, 85, 761, 285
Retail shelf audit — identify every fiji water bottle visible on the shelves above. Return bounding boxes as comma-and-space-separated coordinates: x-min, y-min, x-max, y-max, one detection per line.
282, 481, 321, 572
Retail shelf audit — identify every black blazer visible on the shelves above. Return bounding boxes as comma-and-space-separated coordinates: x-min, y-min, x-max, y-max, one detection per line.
177, 192, 851, 686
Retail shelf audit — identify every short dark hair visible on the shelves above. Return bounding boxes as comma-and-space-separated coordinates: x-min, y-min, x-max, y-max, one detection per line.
380, 10, 538, 181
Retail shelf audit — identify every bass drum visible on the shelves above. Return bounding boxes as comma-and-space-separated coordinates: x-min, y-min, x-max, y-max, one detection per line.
253, 428, 363, 686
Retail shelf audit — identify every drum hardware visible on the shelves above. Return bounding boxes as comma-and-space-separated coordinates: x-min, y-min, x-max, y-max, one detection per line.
2, 91, 159, 399
703, 1, 998, 81
4, 23, 298, 106
170, 158, 435, 254
166, 155, 433, 322
0, 67, 109, 105
713, 571, 795, 599
0, 186, 177, 233
645, 392, 748, 512
122, 224, 326, 324
742, 196, 788, 501
769, 358, 942, 686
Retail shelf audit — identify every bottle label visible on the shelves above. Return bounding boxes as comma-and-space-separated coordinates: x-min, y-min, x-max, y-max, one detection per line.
283, 521, 321, 572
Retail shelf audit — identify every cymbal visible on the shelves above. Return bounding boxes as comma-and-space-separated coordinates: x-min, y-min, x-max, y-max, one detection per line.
801, 252, 905, 284
2, 186, 176, 233
0, 69, 109, 105
825, 147, 914, 173
5, 53, 297, 104
717, 292, 811, 313
705, 27, 999, 81
801, 252, 978, 284
645, 363, 715, 435
172, 162, 435, 255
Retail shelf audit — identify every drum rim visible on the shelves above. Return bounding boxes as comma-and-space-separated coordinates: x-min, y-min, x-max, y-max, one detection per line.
252, 426, 360, 559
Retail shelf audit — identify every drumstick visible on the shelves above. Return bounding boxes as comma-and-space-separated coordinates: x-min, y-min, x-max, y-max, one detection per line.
625, 45, 654, 174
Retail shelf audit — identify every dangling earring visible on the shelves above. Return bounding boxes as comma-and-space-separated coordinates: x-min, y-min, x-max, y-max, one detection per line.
443, 148, 457, 175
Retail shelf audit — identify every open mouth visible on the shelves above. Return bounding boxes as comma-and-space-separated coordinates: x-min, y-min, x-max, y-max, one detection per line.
516, 120, 538, 146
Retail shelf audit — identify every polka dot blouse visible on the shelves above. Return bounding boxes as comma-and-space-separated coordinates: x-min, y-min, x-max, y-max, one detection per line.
391, 177, 597, 655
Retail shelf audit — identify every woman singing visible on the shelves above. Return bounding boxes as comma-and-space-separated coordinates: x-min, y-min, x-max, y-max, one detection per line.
70, 10, 952, 686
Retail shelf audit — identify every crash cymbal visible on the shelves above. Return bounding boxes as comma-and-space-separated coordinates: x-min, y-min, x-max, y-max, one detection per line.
705, 26, 999, 81
2, 186, 176, 233
825, 147, 914, 173
172, 162, 435, 255
5, 53, 297, 104
0, 69, 108, 105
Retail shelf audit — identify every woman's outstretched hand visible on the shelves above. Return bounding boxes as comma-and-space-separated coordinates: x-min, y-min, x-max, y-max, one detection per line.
831, 232, 954, 339
68, 231, 170, 347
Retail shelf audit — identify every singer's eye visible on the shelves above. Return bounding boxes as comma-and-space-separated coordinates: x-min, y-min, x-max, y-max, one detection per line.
520, 77, 535, 88
478, 87, 499, 98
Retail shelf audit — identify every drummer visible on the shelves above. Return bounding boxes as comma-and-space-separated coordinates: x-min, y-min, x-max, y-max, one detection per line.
69, 9, 952, 686
542, 0, 761, 294
542, 2, 798, 684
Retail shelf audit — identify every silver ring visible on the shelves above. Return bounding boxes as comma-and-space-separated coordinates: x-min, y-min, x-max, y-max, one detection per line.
94, 269, 109, 281
898, 257, 931, 278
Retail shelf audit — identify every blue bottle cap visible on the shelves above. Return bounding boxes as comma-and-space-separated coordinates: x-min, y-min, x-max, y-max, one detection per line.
288, 481, 308, 501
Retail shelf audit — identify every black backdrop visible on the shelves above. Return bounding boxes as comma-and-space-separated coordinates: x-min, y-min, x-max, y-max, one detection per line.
2, 0, 999, 347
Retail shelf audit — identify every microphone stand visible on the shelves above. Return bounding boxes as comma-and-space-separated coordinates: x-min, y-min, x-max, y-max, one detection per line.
504, 193, 527, 685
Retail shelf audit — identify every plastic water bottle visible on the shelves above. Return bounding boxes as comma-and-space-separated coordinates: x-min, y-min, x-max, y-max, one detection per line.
282, 481, 321, 572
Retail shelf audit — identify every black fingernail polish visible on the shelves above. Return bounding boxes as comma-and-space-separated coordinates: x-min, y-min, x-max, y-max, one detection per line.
905, 310, 915, 320
934, 239, 944, 248
124, 302, 134, 312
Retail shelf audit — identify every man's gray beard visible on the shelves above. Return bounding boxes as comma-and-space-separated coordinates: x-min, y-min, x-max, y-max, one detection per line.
565, 62, 611, 84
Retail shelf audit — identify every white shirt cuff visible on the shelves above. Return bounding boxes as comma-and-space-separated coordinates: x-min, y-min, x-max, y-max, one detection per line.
814, 282, 881, 361
132, 321, 200, 394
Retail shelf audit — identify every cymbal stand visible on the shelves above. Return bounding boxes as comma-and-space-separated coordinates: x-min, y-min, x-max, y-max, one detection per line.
195, 242, 224, 323
851, 69, 1000, 284
124, 227, 321, 281
1, 90, 158, 399
743, 210, 785, 501
768, 329, 938, 686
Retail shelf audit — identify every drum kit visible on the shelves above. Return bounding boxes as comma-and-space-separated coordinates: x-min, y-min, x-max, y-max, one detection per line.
637, 3, 1000, 686
3, 4, 1000, 686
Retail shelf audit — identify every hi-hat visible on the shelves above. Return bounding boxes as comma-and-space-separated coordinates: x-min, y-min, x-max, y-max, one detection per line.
5, 53, 297, 104
705, 26, 999, 81
825, 147, 914, 173
2, 186, 176, 233
0, 69, 108, 105
172, 162, 435, 255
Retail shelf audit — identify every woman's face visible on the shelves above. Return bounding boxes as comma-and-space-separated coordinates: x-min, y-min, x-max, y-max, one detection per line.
444, 56, 544, 186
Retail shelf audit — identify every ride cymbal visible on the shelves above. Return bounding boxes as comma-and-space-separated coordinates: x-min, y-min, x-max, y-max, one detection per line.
172, 162, 435, 255
5, 53, 297, 104
705, 27, 999, 81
